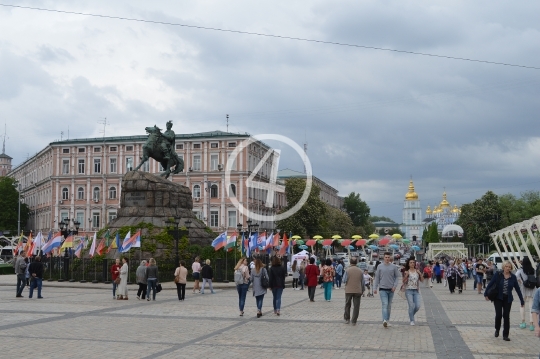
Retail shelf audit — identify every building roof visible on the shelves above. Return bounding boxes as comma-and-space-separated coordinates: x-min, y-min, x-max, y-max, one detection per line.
373, 221, 400, 227
0, 153, 12, 159
277, 168, 307, 179
49, 130, 251, 146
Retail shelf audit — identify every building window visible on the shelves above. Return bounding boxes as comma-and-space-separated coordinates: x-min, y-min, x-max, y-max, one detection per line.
210, 143, 218, 148
210, 154, 218, 171
109, 186, 117, 199
62, 187, 69, 200
78, 159, 85, 174
142, 160, 149, 172
229, 184, 236, 197
228, 154, 237, 171
228, 142, 236, 148
110, 146, 117, 152
210, 210, 219, 227
193, 143, 201, 149
126, 145, 133, 151
62, 160, 69, 174
92, 212, 100, 228
60, 212, 69, 223
93, 187, 100, 201
62, 148, 69, 154
192, 155, 201, 171
412, 213, 415, 221
175, 144, 183, 150
228, 210, 237, 228
193, 184, 201, 198
109, 158, 117, 173
76, 212, 84, 227
94, 158, 101, 174
193, 211, 202, 220
126, 157, 133, 171
93, 147, 101, 153
78, 148, 85, 153
108, 211, 117, 223
77, 187, 84, 200
210, 184, 218, 198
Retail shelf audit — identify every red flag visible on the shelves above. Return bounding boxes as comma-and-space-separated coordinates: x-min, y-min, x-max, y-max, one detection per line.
272, 233, 280, 247
278, 233, 289, 256
96, 238, 106, 256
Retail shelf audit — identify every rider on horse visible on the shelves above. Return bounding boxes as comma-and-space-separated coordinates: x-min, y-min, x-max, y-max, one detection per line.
160, 121, 176, 162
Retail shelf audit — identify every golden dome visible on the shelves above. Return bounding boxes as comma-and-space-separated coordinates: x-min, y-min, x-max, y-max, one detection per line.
439, 191, 450, 208
405, 180, 418, 200
433, 205, 441, 214
452, 204, 460, 213
426, 205, 432, 214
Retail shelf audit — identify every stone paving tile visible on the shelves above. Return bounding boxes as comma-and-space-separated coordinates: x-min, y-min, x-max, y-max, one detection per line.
0, 312, 63, 323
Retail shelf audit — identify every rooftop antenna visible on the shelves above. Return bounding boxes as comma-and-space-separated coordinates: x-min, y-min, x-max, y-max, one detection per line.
67, 125, 70, 140
60, 131, 64, 141
98, 117, 109, 138
1, 123, 7, 154
226, 114, 229, 132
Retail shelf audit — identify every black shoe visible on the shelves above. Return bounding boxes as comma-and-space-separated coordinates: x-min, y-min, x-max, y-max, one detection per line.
503, 337, 510, 341
494, 330, 499, 337
257, 312, 262, 318
38, 297, 44, 299
16, 295, 23, 298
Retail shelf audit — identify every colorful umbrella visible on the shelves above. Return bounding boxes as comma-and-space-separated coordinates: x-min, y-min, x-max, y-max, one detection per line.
332, 235, 342, 239
379, 238, 390, 246
291, 235, 302, 239
313, 235, 323, 239
347, 245, 355, 250
355, 239, 367, 247
369, 245, 378, 250
295, 239, 304, 245
340, 239, 352, 246
389, 244, 400, 250
323, 245, 331, 249
299, 245, 308, 250
369, 234, 379, 239
391, 234, 402, 239
322, 239, 333, 246
305, 239, 316, 246
411, 245, 421, 251
351, 235, 362, 239
402, 239, 410, 244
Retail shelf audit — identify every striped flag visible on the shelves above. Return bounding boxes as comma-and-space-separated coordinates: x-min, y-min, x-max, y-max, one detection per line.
211, 231, 227, 251
225, 231, 237, 250
74, 240, 84, 258
88, 232, 97, 257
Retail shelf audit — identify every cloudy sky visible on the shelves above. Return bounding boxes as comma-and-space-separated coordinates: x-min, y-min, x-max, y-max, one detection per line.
1, 1, 539, 222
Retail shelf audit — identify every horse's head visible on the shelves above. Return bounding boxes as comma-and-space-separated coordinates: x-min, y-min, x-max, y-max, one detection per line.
145, 125, 161, 134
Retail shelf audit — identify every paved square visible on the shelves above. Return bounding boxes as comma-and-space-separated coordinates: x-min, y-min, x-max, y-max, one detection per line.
1, 275, 539, 359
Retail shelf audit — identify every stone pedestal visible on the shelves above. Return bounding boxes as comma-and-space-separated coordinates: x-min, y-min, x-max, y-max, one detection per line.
107, 171, 213, 246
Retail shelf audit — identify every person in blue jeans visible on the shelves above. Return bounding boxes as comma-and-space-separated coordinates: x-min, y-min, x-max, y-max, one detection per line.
374, 251, 400, 327
28, 256, 44, 299
269, 256, 287, 315
145, 258, 159, 301
250, 257, 268, 318
234, 257, 250, 316
335, 260, 344, 289
403, 258, 424, 325
322, 258, 335, 301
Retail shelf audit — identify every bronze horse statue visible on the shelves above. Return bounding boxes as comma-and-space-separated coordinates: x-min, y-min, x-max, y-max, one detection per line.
133, 125, 184, 179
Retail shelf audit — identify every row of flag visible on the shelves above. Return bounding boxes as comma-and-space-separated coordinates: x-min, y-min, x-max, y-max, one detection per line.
211, 231, 291, 257
12, 230, 141, 258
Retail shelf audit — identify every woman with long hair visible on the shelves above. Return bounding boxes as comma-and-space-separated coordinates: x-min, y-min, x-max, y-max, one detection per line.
291, 260, 300, 290
117, 257, 129, 300
269, 256, 287, 315
234, 257, 250, 316
322, 258, 335, 301
192, 257, 201, 294
299, 260, 306, 290
484, 260, 525, 341
516, 257, 537, 330
250, 257, 268, 318
403, 258, 423, 325
145, 258, 159, 301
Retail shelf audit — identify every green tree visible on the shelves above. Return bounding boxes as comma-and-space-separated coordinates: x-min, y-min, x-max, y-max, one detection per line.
499, 191, 540, 227
320, 205, 354, 238
456, 191, 502, 245
342, 192, 371, 227
426, 222, 439, 244
369, 216, 396, 223
276, 178, 327, 238
0, 177, 30, 232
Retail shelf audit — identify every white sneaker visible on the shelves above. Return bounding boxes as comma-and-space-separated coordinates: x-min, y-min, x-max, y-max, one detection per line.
410, 321, 415, 326
383, 320, 388, 328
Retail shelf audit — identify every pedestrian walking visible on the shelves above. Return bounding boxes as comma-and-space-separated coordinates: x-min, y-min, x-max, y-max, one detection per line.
174, 260, 188, 301
117, 257, 129, 300
305, 257, 320, 302
403, 258, 423, 325
434, 262, 442, 284
531, 287, 540, 339
28, 256, 44, 299
14, 251, 27, 298
136, 260, 147, 300
269, 256, 286, 315
192, 257, 201, 293
335, 260, 344, 289
291, 260, 300, 290
146, 258, 159, 301
459, 259, 468, 291
111, 258, 121, 299
234, 257, 250, 316
343, 257, 365, 326
200, 259, 214, 294
446, 260, 458, 294
455, 258, 465, 293
250, 257, 268, 318
322, 258, 335, 301
516, 257, 537, 330
299, 261, 306, 290
422, 263, 432, 288
476, 258, 486, 295
373, 252, 400, 328
484, 260, 525, 341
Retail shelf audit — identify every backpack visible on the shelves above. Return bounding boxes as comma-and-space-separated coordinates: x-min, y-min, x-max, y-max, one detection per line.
524, 273, 537, 289
234, 268, 244, 286
260, 268, 269, 289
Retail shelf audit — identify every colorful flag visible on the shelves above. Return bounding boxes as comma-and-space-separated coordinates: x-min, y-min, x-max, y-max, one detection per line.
88, 232, 97, 257
225, 231, 237, 250
23, 232, 33, 254
257, 232, 266, 250
133, 231, 141, 248
42, 232, 63, 254
96, 238, 106, 256
107, 233, 120, 253
279, 233, 289, 256
74, 240, 84, 258
61, 233, 74, 249
33, 232, 43, 253
249, 232, 258, 251
211, 231, 227, 251
272, 232, 280, 247
121, 231, 141, 252
265, 232, 273, 250
13, 232, 24, 255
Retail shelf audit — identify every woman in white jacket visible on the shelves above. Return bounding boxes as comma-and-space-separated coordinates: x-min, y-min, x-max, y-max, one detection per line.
117, 257, 129, 300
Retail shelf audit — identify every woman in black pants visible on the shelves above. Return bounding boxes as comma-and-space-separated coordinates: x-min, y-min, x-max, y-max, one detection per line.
484, 260, 524, 341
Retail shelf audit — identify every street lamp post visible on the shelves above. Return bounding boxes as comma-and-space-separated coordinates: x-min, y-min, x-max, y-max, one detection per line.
166, 217, 192, 268
237, 220, 259, 258
13, 182, 21, 235
58, 217, 81, 282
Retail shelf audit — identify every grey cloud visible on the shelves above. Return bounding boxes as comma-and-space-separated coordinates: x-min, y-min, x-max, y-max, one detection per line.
36, 45, 75, 63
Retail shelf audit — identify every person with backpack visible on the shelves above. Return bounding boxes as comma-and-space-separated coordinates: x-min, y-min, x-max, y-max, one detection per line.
250, 257, 268, 318
269, 256, 287, 315
234, 257, 250, 316
291, 260, 300, 290
516, 256, 538, 331
484, 260, 525, 341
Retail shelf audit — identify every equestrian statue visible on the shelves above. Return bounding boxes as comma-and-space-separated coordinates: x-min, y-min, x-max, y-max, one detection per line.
133, 121, 184, 179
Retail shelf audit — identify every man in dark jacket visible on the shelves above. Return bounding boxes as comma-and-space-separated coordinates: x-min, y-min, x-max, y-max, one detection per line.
200, 259, 214, 294
28, 256, 44, 299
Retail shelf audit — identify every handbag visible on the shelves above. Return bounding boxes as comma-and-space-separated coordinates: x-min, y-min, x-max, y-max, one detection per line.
261, 269, 269, 289
174, 275, 180, 284
487, 272, 499, 301
156, 283, 163, 293
114, 277, 121, 285
318, 275, 324, 285
397, 284, 406, 300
